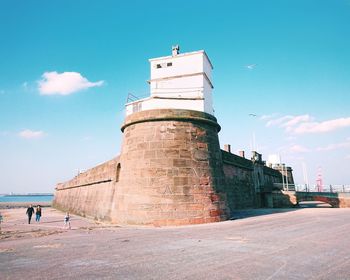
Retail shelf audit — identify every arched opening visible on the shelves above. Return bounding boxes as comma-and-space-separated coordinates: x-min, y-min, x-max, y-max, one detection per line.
116, 163, 121, 182
298, 201, 332, 208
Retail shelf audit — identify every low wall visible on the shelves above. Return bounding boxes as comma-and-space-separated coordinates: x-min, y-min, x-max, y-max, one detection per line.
339, 194, 350, 207
53, 158, 119, 221
222, 151, 283, 211
271, 191, 297, 208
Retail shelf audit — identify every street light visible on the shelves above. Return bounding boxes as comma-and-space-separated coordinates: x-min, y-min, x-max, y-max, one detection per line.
249, 113, 258, 152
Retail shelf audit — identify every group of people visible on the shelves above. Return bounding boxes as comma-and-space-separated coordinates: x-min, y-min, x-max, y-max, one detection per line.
26, 204, 41, 224
25, 205, 71, 229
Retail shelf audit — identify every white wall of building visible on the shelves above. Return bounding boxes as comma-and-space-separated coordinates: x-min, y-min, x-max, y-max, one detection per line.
125, 49, 215, 116
126, 97, 205, 116
149, 51, 212, 80
203, 77, 213, 114
151, 75, 204, 98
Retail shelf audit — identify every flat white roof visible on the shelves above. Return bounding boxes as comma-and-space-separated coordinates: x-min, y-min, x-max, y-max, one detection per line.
148, 50, 214, 69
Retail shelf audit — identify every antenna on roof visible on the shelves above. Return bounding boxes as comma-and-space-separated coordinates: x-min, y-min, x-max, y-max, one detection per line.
172, 45, 180, 56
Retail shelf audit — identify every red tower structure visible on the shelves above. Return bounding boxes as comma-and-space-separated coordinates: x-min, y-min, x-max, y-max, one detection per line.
316, 167, 323, 192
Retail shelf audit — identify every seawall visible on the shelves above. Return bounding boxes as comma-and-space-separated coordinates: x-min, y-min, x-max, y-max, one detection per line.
53, 109, 288, 225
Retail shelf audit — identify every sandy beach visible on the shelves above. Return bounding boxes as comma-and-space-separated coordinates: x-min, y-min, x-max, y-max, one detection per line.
0, 201, 51, 209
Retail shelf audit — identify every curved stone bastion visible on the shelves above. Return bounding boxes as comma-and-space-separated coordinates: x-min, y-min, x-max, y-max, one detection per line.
54, 109, 230, 226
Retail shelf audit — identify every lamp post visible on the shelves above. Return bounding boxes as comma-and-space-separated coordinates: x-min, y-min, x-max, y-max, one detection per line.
249, 113, 258, 152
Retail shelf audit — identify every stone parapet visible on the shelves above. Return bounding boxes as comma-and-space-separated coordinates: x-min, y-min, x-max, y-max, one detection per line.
121, 109, 221, 133
55, 158, 118, 190
53, 158, 119, 221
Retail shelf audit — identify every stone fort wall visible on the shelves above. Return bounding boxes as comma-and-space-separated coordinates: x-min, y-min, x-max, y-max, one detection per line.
53, 109, 285, 225
221, 151, 283, 212
53, 158, 119, 221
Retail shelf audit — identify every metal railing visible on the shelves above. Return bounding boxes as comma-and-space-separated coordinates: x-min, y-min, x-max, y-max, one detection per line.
273, 183, 350, 193
273, 183, 296, 191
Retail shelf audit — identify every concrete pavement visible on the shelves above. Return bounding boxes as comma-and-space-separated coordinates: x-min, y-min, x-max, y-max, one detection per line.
1, 206, 350, 279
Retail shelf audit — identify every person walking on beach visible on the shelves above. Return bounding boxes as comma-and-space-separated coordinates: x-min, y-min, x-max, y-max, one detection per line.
63, 212, 71, 229
35, 205, 42, 222
26, 205, 35, 224
0, 212, 3, 233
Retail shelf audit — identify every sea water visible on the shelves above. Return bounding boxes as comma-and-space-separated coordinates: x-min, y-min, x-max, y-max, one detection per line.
0, 195, 54, 203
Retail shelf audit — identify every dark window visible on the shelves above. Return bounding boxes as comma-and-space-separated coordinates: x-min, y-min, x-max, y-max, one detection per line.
156, 64, 162, 68
116, 163, 121, 182
167, 62, 172, 67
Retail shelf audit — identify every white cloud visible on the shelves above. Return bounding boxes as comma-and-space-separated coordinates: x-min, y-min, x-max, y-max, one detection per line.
277, 143, 310, 157
293, 117, 350, 134
265, 114, 350, 134
316, 140, 350, 151
266, 115, 293, 127
281, 115, 312, 131
19, 129, 45, 139
245, 64, 257, 70
260, 113, 279, 121
289, 144, 310, 153
38, 71, 104, 95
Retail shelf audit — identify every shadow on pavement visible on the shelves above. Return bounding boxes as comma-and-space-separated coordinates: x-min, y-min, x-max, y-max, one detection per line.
230, 208, 300, 220
231, 201, 332, 220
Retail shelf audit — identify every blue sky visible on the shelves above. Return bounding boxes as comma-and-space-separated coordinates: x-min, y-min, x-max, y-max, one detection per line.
1, 0, 350, 193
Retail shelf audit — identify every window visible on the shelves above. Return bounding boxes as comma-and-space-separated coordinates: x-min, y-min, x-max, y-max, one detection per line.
155, 62, 173, 69
116, 163, 121, 182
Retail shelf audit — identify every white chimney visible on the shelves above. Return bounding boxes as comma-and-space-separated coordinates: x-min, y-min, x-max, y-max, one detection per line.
172, 45, 180, 56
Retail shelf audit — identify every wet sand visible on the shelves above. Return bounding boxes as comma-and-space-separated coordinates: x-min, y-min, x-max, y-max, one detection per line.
0, 202, 51, 209
1, 206, 350, 279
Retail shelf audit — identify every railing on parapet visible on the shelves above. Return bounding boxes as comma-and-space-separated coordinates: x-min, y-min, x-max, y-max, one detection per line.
273, 183, 296, 191
126, 93, 142, 103
296, 184, 350, 193
273, 183, 350, 193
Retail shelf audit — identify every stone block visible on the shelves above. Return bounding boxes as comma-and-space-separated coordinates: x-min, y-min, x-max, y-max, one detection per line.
144, 150, 156, 159
179, 151, 192, 159
173, 159, 191, 167
150, 141, 164, 149
173, 176, 189, 186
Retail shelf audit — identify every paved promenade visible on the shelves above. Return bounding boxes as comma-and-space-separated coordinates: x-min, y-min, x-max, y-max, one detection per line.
1, 205, 350, 280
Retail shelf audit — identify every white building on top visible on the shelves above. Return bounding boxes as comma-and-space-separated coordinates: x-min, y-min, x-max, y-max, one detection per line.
125, 46, 214, 116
